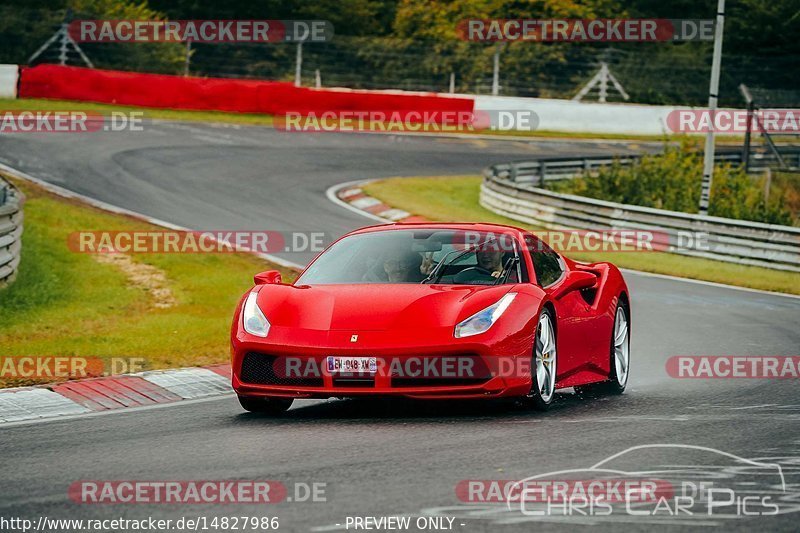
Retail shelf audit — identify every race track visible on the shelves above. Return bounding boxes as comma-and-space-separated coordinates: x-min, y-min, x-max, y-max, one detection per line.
0, 122, 798, 531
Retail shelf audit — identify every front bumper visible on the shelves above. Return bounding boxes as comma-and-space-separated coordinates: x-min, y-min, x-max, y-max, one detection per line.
231, 333, 534, 400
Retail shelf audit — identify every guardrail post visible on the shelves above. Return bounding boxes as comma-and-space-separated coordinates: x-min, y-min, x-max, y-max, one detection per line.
509, 164, 517, 182
539, 162, 546, 187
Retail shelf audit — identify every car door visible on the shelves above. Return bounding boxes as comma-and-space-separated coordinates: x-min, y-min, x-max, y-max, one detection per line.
526, 235, 602, 386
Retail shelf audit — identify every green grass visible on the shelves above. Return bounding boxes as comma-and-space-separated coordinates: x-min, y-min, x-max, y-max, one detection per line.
0, 176, 296, 388
363, 176, 800, 295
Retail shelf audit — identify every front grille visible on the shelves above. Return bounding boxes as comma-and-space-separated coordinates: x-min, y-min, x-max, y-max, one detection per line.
240, 352, 324, 387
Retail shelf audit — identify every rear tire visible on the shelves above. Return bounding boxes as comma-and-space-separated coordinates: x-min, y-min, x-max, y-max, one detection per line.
238, 395, 293, 414
575, 300, 630, 398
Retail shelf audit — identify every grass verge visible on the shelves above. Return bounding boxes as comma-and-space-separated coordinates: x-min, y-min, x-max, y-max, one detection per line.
363, 176, 800, 295
0, 176, 296, 388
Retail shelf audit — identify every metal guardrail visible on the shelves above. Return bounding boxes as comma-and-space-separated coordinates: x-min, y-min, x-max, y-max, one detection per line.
481, 164, 800, 272
0, 176, 24, 285
493, 150, 800, 186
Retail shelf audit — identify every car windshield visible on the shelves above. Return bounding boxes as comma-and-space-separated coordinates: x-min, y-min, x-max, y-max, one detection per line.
296, 229, 522, 285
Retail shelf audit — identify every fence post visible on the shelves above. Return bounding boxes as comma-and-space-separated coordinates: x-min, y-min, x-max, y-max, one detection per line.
699, 0, 727, 215
184, 38, 192, 76
294, 41, 303, 87
740, 84, 754, 172
491, 44, 503, 96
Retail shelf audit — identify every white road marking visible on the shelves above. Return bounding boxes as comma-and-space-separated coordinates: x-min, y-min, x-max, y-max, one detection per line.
0, 162, 304, 270
620, 268, 800, 300
730, 403, 779, 410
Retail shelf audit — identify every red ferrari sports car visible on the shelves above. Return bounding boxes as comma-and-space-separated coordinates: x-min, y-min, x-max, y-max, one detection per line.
231, 223, 630, 413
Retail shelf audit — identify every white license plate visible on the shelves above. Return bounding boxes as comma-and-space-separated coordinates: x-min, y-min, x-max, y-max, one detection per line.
326, 356, 377, 374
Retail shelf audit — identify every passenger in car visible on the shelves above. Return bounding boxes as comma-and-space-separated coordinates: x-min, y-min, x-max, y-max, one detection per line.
362, 249, 425, 283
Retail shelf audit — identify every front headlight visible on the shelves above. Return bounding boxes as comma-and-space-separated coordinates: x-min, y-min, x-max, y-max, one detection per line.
242, 291, 270, 337
454, 292, 517, 338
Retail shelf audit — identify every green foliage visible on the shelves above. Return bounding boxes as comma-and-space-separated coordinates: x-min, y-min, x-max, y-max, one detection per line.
0, 5, 64, 66
550, 141, 795, 225
0, 0, 797, 101
69, 0, 186, 74
0, 0, 185, 74
390, 0, 622, 96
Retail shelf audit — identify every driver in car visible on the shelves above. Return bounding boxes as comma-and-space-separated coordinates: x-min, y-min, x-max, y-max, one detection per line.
452, 247, 505, 284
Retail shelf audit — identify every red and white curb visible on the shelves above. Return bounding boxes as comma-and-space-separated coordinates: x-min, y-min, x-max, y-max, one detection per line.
326, 179, 430, 224
0, 364, 232, 424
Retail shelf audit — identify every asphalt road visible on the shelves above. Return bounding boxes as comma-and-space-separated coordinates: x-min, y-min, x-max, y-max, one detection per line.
0, 122, 660, 263
0, 123, 798, 532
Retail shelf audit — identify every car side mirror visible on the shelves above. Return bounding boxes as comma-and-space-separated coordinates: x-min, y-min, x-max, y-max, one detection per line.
254, 270, 282, 285
550, 270, 596, 300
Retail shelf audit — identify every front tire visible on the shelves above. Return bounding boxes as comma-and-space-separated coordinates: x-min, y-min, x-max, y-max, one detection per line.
238, 395, 293, 414
517, 307, 558, 411
575, 300, 630, 398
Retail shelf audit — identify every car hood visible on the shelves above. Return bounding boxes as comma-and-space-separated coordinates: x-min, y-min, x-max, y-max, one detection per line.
255, 283, 514, 331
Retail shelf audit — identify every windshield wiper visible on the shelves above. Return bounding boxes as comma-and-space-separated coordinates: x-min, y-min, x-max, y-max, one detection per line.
421, 247, 464, 284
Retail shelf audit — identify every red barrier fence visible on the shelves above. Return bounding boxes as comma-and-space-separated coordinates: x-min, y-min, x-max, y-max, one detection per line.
18, 65, 474, 119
